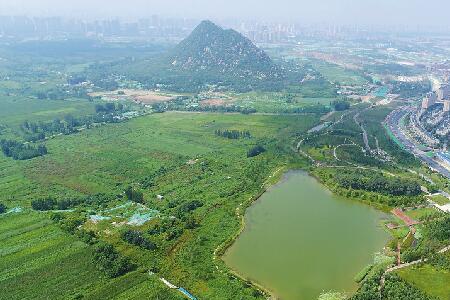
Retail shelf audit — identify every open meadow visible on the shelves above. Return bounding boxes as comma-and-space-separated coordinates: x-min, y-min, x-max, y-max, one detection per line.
0, 110, 318, 299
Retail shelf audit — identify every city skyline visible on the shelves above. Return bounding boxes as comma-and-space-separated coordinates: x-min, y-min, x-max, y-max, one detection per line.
2, 0, 450, 27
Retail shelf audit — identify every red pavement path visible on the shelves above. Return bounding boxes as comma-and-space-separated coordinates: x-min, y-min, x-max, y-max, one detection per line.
392, 208, 419, 226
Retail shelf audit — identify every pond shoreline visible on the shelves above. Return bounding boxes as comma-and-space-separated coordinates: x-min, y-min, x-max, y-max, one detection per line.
220, 169, 390, 300
215, 165, 289, 299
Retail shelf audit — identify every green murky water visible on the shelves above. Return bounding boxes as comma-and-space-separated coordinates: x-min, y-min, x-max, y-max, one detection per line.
223, 171, 389, 300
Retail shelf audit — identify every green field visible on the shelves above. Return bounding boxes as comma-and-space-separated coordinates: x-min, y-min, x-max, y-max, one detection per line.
397, 264, 450, 300
404, 207, 440, 220
0, 110, 318, 299
0, 212, 180, 300
430, 194, 450, 206
310, 60, 368, 86
0, 96, 96, 128
233, 91, 333, 113
0, 37, 448, 300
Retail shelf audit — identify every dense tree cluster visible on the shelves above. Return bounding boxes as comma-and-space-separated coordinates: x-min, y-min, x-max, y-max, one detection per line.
92, 242, 134, 278
247, 145, 266, 158
331, 99, 350, 111
382, 273, 436, 300
31, 197, 83, 211
350, 268, 383, 300
122, 230, 157, 250
34, 85, 90, 101
402, 216, 450, 265
424, 216, 450, 242
21, 104, 126, 143
31, 198, 57, 211
335, 171, 421, 197
0, 139, 47, 160
0, 203, 6, 214
391, 81, 431, 99
95, 102, 123, 113
177, 200, 203, 217
124, 186, 144, 203
148, 217, 185, 241
31, 193, 115, 211
350, 269, 434, 300
215, 129, 251, 139
152, 97, 330, 115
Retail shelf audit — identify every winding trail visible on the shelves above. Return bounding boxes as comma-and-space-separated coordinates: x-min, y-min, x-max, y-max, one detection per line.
354, 108, 372, 152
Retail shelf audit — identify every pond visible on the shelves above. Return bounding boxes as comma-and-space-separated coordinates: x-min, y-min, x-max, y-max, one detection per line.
223, 171, 389, 300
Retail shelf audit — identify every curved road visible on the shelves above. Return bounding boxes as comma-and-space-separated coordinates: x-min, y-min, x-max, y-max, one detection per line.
385, 107, 450, 179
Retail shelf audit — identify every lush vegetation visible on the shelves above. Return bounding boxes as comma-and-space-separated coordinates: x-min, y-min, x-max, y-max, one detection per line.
335, 170, 422, 197
124, 186, 144, 203
0, 139, 47, 160
215, 129, 252, 139
0, 110, 317, 299
19, 103, 131, 143
0, 36, 447, 300
122, 230, 157, 250
331, 99, 350, 111
92, 242, 135, 278
247, 145, 266, 158
391, 81, 431, 99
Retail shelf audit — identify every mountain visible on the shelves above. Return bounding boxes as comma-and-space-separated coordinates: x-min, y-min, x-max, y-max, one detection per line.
87, 20, 297, 92
168, 20, 281, 79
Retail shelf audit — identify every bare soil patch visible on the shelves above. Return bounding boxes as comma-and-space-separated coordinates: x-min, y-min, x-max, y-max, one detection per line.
89, 89, 176, 104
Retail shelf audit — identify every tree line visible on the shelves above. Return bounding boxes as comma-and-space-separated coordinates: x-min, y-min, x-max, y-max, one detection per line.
215, 129, 251, 139
31, 193, 115, 211
122, 230, 157, 250
21, 103, 126, 143
335, 171, 421, 197
331, 99, 350, 111
0, 139, 47, 160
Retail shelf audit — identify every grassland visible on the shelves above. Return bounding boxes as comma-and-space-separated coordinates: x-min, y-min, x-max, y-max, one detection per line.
233, 91, 333, 113
0, 110, 318, 299
309, 60, 368, 86
0, 211, 180, 300
397, 264, 450, 300
0, 96, 96, 129
430, 194, 450, 205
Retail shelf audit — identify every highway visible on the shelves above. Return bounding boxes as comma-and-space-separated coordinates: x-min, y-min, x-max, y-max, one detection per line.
385, 107, 450, 179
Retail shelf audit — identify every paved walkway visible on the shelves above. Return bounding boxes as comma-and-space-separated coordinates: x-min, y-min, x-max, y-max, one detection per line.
391, 208, 420, 226
158, 276, 198, 299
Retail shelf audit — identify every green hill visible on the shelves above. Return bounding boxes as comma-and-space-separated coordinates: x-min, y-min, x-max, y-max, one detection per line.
168, 20, 280, 78
86, 20, 299, 92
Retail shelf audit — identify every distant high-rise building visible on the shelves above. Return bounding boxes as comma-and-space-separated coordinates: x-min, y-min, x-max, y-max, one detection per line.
437, 84, 450, 101
422, 92, 437, 110
444, 101, 450, 112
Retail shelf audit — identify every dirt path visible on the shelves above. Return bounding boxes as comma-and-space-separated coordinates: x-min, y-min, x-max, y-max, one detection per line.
354, 108, 371, 152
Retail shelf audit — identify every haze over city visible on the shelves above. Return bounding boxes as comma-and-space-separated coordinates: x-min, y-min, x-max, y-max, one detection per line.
1, 0, 450, 27
1, 1, 450, 300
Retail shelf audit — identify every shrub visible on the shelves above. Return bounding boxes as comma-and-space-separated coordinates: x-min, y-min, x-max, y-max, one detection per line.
92, 243, 134, 278
125, 186, 144, 203
31, 198, 57, 211
0, 139, 47, 160
177, 200, 203, 217
122, 230, 156, 250
331, 100, 350, 111
247, 145, 266, 158
0, 203, 6, 214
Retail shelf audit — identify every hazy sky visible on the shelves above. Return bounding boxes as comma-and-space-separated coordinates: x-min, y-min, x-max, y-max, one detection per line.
1, 0, 450, 26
